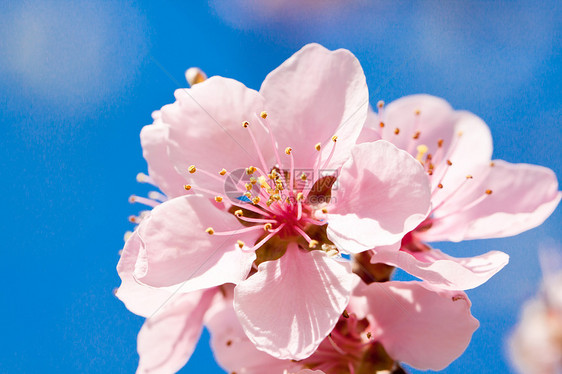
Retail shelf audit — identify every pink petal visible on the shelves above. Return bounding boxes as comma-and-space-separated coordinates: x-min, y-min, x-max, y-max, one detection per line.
423, 160, 561, 242
429, 111, 493, 210
139, 120, 187, 198
234, 244, 359, 360
260, 43, 368, 170
361, 94, 457, 157
327, 141, 431, 253
370, 248, 509, 290
136, 289, 216, 374
353, 281, 479, 371
205, 289, 298, 374
135, 195, 258, 291
161, 76, 273, 194
115, 231, 175, 318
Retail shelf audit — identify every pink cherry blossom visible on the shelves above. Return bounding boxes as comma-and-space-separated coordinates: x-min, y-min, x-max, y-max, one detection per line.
360, 94, 560, 290
206, 280, 478, 373
125, 43, 432, 360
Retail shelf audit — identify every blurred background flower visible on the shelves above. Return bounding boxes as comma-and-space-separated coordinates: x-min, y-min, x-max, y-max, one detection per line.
509, 246, 562, 374
0, 0, 560, 372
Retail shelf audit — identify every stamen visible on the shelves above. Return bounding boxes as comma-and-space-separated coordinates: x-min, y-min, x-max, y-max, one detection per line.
148, 191, 167, 202
209, 225, 267, 236
242, 120, 269, 172
123, 231, 133, 242
205, 227, 215, 235
188, 165, 196, 174
432, 189, 494, 222
214, 196, 223, 203
315, 143, 321, 151
416, 144, 428, 162
234, 209, 243, 217
128, 195, 160, 208
136, 172, 154, 184
320, 135, 339, 170
429, 174, 475, 215
394, 128, 400, 135
294, 226, 314, 244
237, 240, 245, 249
264, 223, 273, 231
184, 184, 192, 190
285, 147, 292, 155
309, 240, 319, 249
250, 224, 285, 251
256, 112, 283, 168
219, 168, 227, 176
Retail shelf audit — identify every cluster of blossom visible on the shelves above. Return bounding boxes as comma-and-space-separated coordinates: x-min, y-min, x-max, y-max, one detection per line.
509, 250, 562, 374
116, 44, 561, 373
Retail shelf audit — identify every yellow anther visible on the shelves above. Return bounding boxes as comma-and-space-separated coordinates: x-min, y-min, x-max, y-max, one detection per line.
219, 168, 227, 176
272, 194, 281, 201
245, 183, 253, 191
237, 240, 245, 249
276, 181, 284, 190
246, 166, 256, 175
188, 165, 197, 174
416, 144, 428, 162
242, 121, 249, 128
412, 131, 421, 139
379, 122, 385, 128
234, 209, 243, 217
184, 184, 192, 190
377, 100, 384, 109
366, 332, 372, 339
331, 135, 338, 142
466, 175, 473, 179
342, 309, 350, 318
300, 173, 307, 181
438, 183, 444, 189
309, 240, 319, 249
394, 128, 400, 135
485, 189, 493, 195
285, 147, 292, 155
136, 172, 148, 183
437, 139, 444, 148
205, 227, 215, 235
490, 162, 495, 167
264, 223, 273, 231
252, 196, 261, 204
447, 160, 453, 166
296, 192, 304, 201
266, 199, 274, 207
244, 192, 252, 198
260, 111, 268, 119
258, 176, 267, 187
415, 109, 421, 116
315, 143, 321, 151
250, 177, 257, 185
321, 208, 328, 214
214, 196, 223, 202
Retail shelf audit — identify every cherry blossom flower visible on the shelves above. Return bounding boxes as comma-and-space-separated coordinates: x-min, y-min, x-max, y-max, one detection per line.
509, 249, 562, 374
124, 43, 432, 360
359, 95, 561, 290
206, 280, 478, 373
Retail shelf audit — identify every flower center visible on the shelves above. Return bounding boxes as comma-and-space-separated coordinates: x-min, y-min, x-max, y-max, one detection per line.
184, 111, 341, 261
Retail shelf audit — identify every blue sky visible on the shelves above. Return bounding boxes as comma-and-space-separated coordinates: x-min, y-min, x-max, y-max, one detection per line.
1, 0, 560, 372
